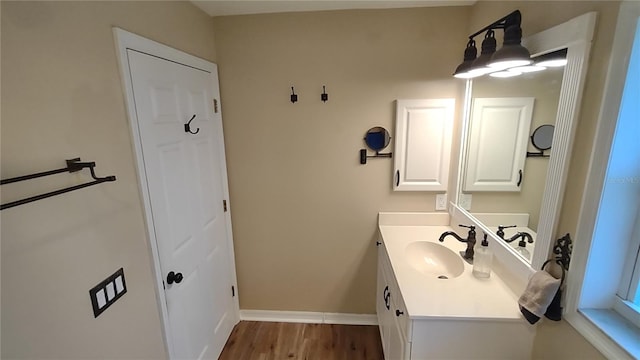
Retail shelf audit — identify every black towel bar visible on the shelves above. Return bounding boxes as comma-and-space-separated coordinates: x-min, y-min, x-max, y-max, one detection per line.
0, 158, 116, 210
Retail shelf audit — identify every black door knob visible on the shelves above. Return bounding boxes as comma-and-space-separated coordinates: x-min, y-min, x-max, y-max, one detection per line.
167, 271, 183, 285
396, 309, 404, 317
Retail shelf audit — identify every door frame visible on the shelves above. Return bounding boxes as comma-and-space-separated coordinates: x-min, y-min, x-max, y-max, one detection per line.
112, 28, 240, 357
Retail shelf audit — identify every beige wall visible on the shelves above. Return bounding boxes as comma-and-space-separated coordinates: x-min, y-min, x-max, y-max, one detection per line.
1, 1, 216, 358
213, 7, 469, 313
468, 1, 620, 359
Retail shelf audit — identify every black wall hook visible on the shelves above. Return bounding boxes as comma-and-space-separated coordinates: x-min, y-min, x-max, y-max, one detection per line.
184, 114, 200, 134
290, 87, 298, 103
321, 85, 328, 102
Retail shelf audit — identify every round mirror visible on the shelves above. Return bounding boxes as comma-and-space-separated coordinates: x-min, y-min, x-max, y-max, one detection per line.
364, 127, 391, 152
531, 124, 554, 151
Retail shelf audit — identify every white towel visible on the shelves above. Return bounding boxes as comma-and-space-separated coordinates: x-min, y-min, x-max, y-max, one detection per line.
518, 270, 561, 318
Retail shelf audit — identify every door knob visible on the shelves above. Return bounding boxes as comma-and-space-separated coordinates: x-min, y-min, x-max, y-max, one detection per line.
167, 271, 183, 285
396, 309, 404, 317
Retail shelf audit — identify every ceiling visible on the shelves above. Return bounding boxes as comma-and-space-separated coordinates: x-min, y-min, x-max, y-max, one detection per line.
191, 0, 476, 17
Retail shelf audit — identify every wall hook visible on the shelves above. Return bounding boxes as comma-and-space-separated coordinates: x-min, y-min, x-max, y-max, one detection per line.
184, 114, 200, 134
290, 86, 298, 103
321, 85, 328, 102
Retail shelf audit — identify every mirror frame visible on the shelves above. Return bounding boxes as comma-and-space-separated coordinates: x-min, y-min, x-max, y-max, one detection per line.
453, 12, 597, 278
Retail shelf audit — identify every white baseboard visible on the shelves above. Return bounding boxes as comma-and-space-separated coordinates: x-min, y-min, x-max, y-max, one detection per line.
239, 310, 378, 326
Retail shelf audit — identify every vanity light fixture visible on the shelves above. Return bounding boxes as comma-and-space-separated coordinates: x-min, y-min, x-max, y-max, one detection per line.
453, 10, 532, 78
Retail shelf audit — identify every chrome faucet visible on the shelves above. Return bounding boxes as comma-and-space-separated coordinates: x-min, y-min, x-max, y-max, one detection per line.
439, 224, 476, 262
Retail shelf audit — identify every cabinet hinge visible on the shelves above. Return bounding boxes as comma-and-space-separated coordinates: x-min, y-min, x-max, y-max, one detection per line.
223, 199, 228, 212
232, 285, 235, 297
213, 99, 219, 113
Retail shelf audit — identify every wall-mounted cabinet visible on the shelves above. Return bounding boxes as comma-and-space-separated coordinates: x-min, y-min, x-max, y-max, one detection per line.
393, 99, 455, 191
463, 97, 534, 192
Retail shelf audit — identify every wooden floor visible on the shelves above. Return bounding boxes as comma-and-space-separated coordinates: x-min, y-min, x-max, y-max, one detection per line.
218, 321, 384, 360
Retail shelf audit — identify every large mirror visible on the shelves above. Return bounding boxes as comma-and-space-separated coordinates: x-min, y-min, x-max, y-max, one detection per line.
454, 12, 596, 271
460, 62, 565, 262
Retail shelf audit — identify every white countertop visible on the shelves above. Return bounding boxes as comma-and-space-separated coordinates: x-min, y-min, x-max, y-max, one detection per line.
379, 224, 524, 322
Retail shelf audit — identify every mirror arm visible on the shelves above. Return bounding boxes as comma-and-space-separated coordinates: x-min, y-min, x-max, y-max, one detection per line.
526, 150, 550, 158
359, 149, 392, 165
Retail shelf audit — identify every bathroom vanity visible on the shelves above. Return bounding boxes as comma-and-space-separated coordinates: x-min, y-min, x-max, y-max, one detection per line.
376, 212, 534, 360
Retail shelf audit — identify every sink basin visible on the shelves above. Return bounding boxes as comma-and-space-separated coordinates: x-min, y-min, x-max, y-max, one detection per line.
404, 241, 465, 279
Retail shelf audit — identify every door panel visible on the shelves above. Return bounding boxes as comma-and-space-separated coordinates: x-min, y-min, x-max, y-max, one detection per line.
464, 97, 534, 192
127, 49, 235, 360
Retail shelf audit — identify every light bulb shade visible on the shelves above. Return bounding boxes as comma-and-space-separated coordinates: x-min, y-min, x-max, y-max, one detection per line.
509, 65, 546, 73
469, 30, 497, 74
490, 70, 521, 78
453, 40, 477, 77
488, 24, 532, 69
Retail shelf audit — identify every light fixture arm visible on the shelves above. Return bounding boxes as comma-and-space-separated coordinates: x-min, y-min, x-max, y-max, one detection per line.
467, 10, 522, 40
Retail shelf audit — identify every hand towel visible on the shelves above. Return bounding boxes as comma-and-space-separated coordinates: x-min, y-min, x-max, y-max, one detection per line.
518, 270, 561, 324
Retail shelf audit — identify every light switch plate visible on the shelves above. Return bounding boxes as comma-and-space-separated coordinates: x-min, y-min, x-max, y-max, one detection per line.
436, 194, 448, 211
89, 268, 127, 318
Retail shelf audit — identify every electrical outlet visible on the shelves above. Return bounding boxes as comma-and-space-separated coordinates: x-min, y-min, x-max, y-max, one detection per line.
459, 194, 473, 210
435, 194, 448, 211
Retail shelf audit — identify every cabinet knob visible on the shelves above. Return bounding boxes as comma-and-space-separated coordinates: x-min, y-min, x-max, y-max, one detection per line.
376, 241, 382, 246
395, 309, 404, 317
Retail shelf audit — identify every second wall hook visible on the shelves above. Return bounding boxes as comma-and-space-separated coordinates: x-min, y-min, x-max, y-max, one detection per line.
321, 85, 328, 102
290, 86, 298, 103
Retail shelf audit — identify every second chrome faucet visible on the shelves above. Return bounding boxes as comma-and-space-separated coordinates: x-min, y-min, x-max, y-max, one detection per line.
439, 224, 476, 263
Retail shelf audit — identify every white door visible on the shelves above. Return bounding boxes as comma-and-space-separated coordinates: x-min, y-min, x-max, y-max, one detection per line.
127, 49, 236, 359
464, 97, 534, 192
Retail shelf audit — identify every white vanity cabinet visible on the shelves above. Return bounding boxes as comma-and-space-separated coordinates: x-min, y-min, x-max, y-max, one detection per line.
393, 99, 455, 192
376, 221, 535, 360
463, 97, 534, 192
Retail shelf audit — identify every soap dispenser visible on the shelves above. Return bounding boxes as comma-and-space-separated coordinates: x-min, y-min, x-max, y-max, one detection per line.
515, 238, 531, 260
473, 233, 493, 278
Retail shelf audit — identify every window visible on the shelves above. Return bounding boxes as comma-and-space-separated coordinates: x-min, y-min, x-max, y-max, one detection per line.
566, 2, 640, 359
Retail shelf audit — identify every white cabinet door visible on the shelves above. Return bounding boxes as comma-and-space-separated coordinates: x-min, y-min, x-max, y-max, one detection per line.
376, 246, 391, 358
463, 97, 534, 192
377, 243, 411, 360
394, 99, 455, 191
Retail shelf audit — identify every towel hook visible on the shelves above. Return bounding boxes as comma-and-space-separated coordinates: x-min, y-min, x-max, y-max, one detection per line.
184, 114, 200, 135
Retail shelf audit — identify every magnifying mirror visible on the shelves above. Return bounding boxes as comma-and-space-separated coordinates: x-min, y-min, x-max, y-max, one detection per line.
360, 127, 392, 164
532, 124, 554, 150
527, 124, 554, 157
364, 127, 391, 152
